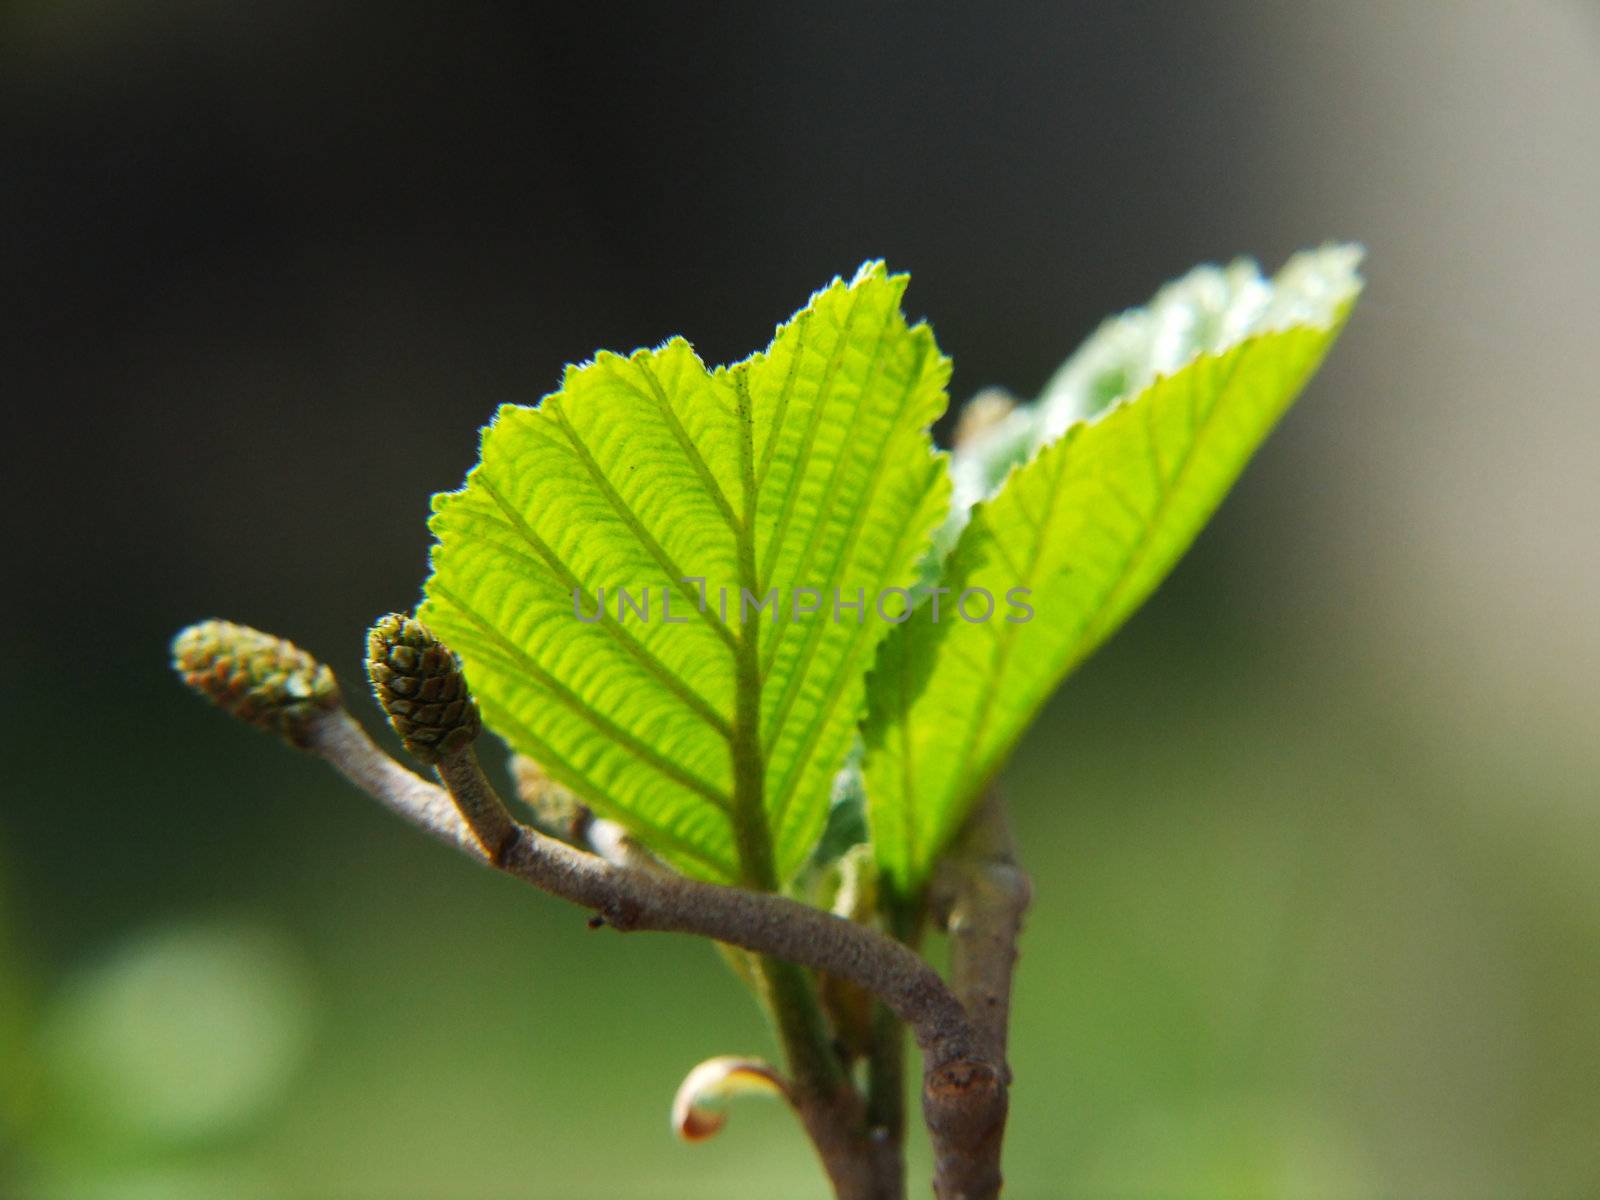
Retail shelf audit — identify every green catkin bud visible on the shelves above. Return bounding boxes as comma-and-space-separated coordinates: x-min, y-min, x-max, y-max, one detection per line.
365, 613, 480, 763
171, 620, 341, 746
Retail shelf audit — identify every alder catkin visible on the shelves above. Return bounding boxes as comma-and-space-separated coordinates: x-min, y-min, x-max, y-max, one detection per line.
365, 613, 480, 762
172, 620, 340, 746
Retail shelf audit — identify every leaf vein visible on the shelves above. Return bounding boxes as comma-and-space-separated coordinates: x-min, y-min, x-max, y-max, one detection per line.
432, 582, 734, 813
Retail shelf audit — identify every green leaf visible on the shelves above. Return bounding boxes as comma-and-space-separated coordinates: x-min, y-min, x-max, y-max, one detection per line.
422, 264, 950, 884
864, 246, 1363, 892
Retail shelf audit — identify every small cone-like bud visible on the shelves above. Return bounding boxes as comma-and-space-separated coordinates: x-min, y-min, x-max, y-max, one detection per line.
172, 620, 340, 746
366, 613, 480, 762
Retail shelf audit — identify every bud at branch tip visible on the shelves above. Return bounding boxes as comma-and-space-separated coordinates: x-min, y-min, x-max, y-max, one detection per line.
366, 613, 480, 763
171, 619, 340, 747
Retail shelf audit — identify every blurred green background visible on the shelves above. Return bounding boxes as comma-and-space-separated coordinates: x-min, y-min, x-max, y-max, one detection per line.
4, 2, 1597, 1196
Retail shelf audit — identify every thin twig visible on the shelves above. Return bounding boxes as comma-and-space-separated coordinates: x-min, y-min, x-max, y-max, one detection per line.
863, 893, 923, 1195
306, 708, 995, 1198
925, 787, 1032, 1200
512, 759, 886, 1197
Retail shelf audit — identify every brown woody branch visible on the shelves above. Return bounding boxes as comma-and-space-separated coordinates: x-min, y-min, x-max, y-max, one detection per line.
926, 787, 1032, 1200
306, 707, 1009, 1199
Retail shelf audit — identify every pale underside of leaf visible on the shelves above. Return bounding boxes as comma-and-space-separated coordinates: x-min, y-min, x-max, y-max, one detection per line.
423, 264, 950, 883
865, 259, 1360, 891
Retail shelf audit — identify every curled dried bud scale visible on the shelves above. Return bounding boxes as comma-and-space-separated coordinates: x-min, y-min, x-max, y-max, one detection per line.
171, 620, 340, 746
366, 613, 480, 762
671, 1056, 790, 1143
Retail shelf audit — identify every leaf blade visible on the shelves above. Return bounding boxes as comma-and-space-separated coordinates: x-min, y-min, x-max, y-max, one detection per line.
865, 247, 1363, 891
422, 265, 949, 882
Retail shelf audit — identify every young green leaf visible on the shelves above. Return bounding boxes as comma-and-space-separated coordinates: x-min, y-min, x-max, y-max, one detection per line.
864, 246, 1363, 892
422, 264, 950, 885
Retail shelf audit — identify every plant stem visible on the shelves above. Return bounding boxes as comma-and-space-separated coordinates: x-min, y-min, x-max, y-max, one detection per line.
726, 371, 875, 1192
725, 541, 843, 1102
865, 893, 923, 1150
735, 619, 866, 1190
728, 601, 780, 894
865, 999, 906, 1140
307, 708, 995, 1200
756, 956, 846, 1094
925, 787, 1031, 1200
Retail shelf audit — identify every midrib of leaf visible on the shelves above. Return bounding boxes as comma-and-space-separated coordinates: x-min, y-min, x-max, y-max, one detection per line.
731, 371, 780, 891
738, 284, 929, 885
889, 629, 919, 878
736, 365, 849, 1096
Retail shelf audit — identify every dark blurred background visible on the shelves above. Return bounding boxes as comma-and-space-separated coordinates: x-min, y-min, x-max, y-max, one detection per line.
4, 2, 1597, 1196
